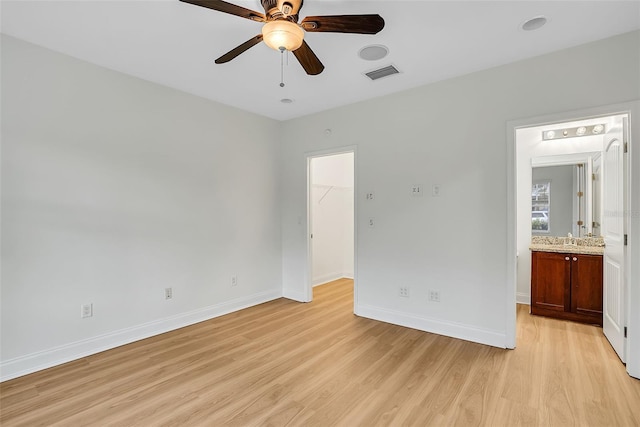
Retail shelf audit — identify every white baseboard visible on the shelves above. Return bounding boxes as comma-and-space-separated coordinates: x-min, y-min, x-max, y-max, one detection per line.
516, 292, 531, 305
312, 271, 352, 287
356, 303, 507, 349
312, 272, 341, 287
282, 288, 308, 302
0, 289, 282, 382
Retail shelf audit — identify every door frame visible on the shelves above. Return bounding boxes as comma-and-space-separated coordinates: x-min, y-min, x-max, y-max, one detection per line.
305, 146, 357, 308
506, 101, 640, 378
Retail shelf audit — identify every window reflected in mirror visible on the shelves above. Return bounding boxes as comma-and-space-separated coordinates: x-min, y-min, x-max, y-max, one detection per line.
532, 181, 550, 232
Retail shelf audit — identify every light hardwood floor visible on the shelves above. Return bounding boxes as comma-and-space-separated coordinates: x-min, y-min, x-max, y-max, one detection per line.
1, 278, 639, 426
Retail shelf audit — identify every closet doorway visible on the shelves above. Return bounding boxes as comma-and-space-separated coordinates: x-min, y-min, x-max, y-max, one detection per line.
307, 151, 355, 303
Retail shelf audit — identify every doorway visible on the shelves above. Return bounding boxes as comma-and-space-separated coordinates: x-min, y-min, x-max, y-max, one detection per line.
307, 151, 355, 303
508, 104, 638, 378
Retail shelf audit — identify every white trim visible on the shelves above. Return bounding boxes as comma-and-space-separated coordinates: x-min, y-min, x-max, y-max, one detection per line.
312, 272, 352, 287
356, 303, 507, 349
282, 289, 307, 303
506, 119, 518, 349
0, 290, 281, 382
313, 276, 354, 288
531, 152, 599, 167
516, 292, 531, 305
507, 100, 640, 379
313, 272, 342, 287
305, 156, 314, 303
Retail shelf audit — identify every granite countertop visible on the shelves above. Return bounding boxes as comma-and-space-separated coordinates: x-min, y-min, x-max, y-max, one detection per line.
529, 236, 605, 256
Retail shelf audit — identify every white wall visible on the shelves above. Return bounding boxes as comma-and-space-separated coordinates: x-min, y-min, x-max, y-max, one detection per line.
1, 35, 282, 380
310, 153, 354, 285
281, 31, 640, 348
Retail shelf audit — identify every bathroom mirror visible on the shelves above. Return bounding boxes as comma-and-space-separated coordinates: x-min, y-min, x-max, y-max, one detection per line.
531, 152, 602, 237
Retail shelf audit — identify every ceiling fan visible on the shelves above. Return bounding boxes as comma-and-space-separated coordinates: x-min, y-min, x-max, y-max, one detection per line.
179, 0, 385, 75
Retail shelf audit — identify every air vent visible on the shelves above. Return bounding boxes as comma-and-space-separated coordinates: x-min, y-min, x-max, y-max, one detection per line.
365, 65, 400, 81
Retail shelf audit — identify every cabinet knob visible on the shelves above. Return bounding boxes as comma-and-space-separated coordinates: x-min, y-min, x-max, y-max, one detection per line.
573, 257, 578, 261
565, 257, 570, 261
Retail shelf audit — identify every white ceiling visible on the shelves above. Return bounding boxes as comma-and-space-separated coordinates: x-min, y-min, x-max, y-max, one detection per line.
2, 1, 639, 121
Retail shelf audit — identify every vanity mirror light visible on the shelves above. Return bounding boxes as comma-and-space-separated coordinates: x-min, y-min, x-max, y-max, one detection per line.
531, 152, 602, 237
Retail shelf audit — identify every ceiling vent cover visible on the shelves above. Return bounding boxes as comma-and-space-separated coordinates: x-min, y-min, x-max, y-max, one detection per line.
365, 65, 400, 81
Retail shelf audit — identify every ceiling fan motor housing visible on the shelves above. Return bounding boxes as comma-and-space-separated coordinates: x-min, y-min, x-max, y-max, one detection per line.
262, 0, 303, 20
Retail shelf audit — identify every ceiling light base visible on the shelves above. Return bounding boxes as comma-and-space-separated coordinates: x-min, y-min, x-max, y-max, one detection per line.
262, 20, 304, 51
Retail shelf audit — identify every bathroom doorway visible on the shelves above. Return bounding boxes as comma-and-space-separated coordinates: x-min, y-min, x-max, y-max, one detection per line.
507, 102, 639, 379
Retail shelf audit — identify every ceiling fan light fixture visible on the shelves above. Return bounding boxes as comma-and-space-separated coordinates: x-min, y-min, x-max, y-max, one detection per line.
262, 20, 304, 51
183, 0, 385, 75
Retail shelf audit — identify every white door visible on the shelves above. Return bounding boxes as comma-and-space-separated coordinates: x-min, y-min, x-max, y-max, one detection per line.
602, 116, 627, 362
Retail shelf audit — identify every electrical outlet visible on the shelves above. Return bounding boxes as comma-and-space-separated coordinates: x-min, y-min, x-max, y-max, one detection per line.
432, 185, 441, 197
366, 192, 375, 201
165, 287, 173, 300
399, 286, 410, 298
368, 218, 375, 228
231, 276, 238, 287
81, 303, 93, 318
428, 290, 440, 302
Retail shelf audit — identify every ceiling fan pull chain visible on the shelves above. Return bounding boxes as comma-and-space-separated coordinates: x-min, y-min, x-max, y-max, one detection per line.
279, 46, 285, 87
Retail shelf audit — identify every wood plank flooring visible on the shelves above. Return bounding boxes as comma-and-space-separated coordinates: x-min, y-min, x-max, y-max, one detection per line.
1, 278, 639, 426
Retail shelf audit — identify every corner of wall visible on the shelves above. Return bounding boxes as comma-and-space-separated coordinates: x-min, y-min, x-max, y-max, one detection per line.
355, 303, 508, 349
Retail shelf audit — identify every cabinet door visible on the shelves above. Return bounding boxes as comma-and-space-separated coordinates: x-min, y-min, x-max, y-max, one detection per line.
571, 254, 603, 321
531, 251, 570, 313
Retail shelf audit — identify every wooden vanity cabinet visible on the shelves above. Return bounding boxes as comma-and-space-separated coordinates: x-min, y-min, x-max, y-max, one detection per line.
531, 251, 603, 325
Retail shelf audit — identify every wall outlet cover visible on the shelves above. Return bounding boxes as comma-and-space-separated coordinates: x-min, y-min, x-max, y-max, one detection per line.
81, 303, 93, 318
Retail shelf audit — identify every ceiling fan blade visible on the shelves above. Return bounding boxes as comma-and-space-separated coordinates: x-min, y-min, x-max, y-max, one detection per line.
180, 0, 265, 22
300, 14, 385, 34
293, 41, 325, 75
215, 35, 264, 64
